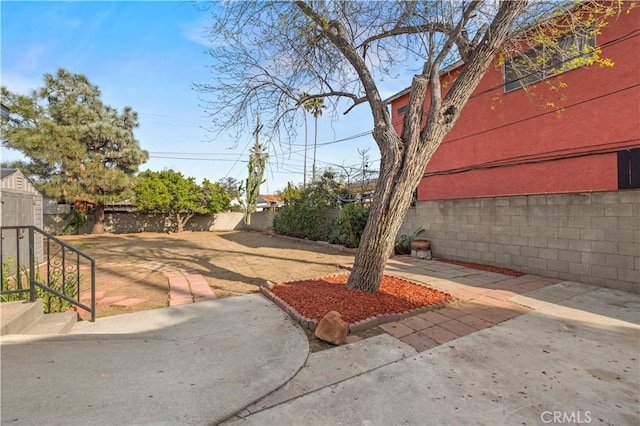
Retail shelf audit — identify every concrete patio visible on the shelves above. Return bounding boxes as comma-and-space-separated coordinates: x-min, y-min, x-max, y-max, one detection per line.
2, 257, 638, 425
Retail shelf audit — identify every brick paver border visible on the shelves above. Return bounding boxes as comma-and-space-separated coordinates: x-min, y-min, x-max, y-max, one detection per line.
262, 257, 560, 352
259, 282, 450, 334
92, 262, 216, 307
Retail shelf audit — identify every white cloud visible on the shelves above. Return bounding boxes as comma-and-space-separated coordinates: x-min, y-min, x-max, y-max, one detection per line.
22, 45, 48, 70
181, 18, 213, 47
0, 73, 42, 94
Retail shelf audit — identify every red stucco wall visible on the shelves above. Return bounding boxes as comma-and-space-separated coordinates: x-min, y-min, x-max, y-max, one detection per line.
390, 5, 640, 200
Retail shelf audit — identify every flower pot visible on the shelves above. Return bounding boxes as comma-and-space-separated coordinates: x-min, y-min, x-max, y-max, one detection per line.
410, 238, 430, 251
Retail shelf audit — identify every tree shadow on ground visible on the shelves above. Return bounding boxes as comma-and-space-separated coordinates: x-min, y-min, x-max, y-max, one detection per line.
59, 231, 355, 301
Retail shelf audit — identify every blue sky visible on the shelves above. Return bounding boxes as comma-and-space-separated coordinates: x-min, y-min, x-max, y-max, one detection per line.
0, 0, 407, 194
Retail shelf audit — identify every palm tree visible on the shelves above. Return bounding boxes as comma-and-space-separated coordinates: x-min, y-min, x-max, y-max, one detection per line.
302, 95, 325, 182
299, 92, 310, 187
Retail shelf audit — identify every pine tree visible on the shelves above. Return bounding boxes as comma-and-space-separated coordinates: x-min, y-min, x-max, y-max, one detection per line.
1, 68, 148, 233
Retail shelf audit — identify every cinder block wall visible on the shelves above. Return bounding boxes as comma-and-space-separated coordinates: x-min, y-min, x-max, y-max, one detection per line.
44, 212, 245, 234
399, 190, 639, 293
248, 211, 277, 231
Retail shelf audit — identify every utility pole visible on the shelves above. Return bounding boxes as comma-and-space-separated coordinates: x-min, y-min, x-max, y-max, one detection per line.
303, 113, 308, 187
358, 147, 370, 204
252, 114, 264, 197
312, 110, 318, 182
358, 147, 370, 187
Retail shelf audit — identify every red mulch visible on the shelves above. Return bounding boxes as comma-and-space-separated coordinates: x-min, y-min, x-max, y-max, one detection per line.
436, 258, 525, 277
270, 273, 453, 323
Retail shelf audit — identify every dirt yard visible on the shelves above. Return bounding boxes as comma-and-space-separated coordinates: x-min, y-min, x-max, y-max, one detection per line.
61, 231, 355, 317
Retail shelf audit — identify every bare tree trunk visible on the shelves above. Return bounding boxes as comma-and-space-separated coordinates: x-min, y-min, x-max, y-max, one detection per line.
175, 213, 194, 233
346, 125, 435, 292
346, 165, 417, 292
176, 214, 185, 233
347, 1, 528, 292
91, 201, 105, 234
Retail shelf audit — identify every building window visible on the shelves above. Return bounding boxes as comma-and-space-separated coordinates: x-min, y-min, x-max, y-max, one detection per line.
618, 148, 640, 189
397, 105, 407, 116
504, 32, 596, 92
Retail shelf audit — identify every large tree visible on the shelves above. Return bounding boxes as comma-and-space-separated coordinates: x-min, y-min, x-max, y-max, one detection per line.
1, 68, 148, 234
134, 169, 229, 232
197, 1, 621, 292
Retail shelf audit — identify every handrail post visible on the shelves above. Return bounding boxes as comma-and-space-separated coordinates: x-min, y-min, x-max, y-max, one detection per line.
15, 228, 21, 290
28, 226, 36, 302
91, 261, 96, 322
0, 228, 4, 286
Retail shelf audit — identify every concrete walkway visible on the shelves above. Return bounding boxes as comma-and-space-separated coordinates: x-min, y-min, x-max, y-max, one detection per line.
226, 259, 640, 425
0, 294, 307, 425
2, 257, 639, 425
380, 258, 560, 351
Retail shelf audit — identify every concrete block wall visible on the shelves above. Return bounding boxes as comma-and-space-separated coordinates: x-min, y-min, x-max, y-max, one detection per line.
191, 212, 244, 231
399, 190, 640, 293
44, 212, 245, 234
248, 211, 276, 231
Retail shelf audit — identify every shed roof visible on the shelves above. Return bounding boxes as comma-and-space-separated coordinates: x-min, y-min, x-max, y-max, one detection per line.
1, 168, 42, 195
258, 194, 283, 204
1, 168, 18, 180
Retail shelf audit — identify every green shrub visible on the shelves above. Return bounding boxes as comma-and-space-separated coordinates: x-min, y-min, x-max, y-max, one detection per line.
334, 203, 369, 248
273, 201, 333, 241
273, 169, 348, 241
61, 211, 87, 235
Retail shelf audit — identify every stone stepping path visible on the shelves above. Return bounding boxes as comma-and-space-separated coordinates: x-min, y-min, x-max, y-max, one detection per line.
112, 298, 146, 307
81, 262, 216, 309
162, 266, 217, 307
80, 292, 144, 308
99, 295, 128, 305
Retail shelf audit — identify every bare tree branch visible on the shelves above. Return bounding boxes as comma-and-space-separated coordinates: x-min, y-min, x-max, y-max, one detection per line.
193, 0, 622, 293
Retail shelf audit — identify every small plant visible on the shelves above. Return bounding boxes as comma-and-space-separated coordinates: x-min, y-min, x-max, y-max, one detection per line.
1, 259, 79, 313
61, 211, 87, 235
334, 203, 370, 248
37, 266, 78, 313
1, 258, 26, 302
394, 227, 426, 255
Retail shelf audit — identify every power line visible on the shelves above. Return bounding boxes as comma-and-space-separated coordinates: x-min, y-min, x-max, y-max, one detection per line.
148, 151, 241, 156
275, 29, 640, 165
424, 138, 639, 178
148, 155, 248, 162
308, 47, 639, 175
148, 77, 636, 174
288, 130, 373, 148
145, 29, 638, 187
223, 136, 254, 180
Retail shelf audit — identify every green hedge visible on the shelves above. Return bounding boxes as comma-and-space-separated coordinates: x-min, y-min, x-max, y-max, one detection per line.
273, 201, 333, 241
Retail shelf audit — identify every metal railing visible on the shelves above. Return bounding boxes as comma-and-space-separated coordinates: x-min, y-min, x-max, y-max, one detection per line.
1, 226, 96, 321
